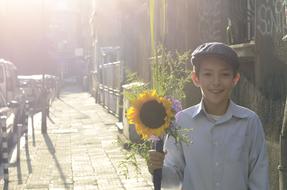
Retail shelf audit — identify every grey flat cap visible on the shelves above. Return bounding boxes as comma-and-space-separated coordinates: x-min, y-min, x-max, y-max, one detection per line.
191, 42, 239, 69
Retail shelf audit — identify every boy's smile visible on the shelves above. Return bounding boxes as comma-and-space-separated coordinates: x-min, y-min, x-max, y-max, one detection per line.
192, 56, 240, 115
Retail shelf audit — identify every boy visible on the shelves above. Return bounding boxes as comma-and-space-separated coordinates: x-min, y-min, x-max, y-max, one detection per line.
148, 42, 269, 190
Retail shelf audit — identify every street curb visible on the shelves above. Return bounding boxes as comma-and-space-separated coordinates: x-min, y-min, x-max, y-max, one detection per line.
117, 132, 131, 150
115, 122, 123, 133
115, 122, 132, 150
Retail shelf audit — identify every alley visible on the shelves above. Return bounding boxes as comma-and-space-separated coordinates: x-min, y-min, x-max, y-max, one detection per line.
0, 86, 152, 190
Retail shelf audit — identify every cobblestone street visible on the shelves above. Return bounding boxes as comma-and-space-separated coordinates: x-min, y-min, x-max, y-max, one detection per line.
0, 86, 153, 190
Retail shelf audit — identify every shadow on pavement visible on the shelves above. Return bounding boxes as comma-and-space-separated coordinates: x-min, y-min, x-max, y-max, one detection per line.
16, 159, 22, 184
31, 116, 36, 147
25, 141, 32, 174
43, 133, 69, 189
3, 181, 8, 190
48, 115, 55, 124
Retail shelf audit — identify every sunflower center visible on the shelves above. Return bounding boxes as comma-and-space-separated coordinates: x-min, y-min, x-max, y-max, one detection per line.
139, 100, 167, 129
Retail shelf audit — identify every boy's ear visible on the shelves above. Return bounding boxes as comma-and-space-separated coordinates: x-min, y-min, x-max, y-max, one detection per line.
191, 72, 200, 87
232, 73, 240, 86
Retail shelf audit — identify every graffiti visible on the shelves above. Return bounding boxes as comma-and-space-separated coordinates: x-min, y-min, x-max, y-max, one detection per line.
198, 0, 222, 42
257, 0, 286, 36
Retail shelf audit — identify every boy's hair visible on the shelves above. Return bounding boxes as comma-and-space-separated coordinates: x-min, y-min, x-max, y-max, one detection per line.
191, 42, 239, 76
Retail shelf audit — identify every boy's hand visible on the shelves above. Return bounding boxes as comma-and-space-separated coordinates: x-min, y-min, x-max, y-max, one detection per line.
147, 150, 166, 174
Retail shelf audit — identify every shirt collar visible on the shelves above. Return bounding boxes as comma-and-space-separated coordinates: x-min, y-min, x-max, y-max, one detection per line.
191, 99, 249, 119
191, 101, 204, 118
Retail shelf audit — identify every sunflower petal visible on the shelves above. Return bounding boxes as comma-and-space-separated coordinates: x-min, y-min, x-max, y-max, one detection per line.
126, 90, 175, 139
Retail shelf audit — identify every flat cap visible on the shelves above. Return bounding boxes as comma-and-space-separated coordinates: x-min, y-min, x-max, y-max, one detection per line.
191, 42, 239, 69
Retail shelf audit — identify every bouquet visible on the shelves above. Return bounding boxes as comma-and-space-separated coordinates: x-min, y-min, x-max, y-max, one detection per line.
127, 90, 188, 190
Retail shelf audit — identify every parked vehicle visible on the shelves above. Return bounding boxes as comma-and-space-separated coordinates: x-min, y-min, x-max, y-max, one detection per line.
0, 59, 24, 164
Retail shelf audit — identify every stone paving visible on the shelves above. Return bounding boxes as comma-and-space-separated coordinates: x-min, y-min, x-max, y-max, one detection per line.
0, 86, 153, 190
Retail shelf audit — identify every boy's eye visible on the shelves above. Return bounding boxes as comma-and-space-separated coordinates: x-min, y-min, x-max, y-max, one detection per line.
203, 73, 211, 76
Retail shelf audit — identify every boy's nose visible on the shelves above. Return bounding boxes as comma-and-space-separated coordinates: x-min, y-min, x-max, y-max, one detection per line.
212, 75, 221, 86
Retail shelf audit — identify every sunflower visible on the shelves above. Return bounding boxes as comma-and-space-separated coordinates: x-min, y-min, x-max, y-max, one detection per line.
127, 90, 174, 140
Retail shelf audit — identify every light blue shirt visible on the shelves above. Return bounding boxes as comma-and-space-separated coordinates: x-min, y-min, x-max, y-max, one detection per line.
162, 100, 269, 190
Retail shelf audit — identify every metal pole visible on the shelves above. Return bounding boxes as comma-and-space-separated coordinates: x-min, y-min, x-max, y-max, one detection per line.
1, 115, 9, 184
41, 74, 47, 134
41, 98, 47, 134
279, 98, 287, 190
24, 101, 29, 144
16, 123, 22, 162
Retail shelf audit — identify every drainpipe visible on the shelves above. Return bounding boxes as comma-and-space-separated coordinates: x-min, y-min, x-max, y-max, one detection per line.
279, 98, 287, 190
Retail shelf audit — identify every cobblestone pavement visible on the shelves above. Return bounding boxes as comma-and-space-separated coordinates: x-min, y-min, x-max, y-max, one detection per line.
0, 86, 153, 190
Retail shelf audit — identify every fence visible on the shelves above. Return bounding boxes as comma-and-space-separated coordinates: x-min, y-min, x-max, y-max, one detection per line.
98, 61, 122, 117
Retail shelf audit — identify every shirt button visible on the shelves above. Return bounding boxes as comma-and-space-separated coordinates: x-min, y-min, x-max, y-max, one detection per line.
216, 182, 220, 186
215, 162, 219, 166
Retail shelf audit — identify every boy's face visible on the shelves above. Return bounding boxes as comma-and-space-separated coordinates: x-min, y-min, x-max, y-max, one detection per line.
191, 57, 240, 107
